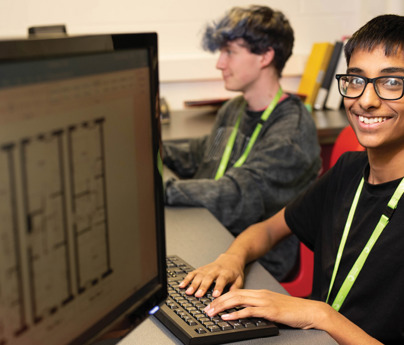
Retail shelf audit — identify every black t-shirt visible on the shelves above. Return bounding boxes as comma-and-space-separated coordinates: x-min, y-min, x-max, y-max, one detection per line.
285, 151, 404, 344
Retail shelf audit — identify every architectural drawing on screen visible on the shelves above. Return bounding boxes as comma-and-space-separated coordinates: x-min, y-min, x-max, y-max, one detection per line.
0, 117, 113, 340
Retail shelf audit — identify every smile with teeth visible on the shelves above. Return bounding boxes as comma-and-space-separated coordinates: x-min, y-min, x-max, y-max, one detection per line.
359, 115, 387, 124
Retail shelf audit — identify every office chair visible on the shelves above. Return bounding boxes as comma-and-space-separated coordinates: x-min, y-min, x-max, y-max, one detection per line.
281, 125, 364, 298
329, 125, 364, 167
280, 242, 314, 298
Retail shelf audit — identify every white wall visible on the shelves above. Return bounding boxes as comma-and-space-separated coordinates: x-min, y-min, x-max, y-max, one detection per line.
0, 0, 402, 109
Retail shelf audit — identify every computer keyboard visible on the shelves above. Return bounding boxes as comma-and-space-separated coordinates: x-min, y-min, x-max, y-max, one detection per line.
154, 255, 279, 345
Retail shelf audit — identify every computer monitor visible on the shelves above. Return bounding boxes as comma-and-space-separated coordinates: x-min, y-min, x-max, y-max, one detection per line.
0, 32, 167, 345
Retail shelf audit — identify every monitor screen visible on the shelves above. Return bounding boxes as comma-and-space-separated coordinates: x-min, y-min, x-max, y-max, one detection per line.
0, 33, 167, 345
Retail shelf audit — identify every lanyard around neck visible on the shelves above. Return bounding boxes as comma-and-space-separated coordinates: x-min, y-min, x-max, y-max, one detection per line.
214, 87, 283, 180
326, 176, 404, 311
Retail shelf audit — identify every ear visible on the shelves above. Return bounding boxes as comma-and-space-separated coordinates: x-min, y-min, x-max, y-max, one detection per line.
260, 48, 275, 68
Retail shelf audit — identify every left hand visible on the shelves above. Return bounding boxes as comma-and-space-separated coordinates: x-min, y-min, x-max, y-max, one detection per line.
204, 288, 325, 330
204, 288, 383, 345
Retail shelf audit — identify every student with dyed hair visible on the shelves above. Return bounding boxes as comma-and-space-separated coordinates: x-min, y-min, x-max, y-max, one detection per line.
163, 5, 321, 282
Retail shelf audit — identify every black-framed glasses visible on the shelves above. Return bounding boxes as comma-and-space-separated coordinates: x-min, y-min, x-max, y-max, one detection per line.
335, 74, 404, 100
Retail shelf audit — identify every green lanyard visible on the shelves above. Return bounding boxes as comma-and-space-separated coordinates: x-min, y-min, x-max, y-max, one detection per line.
214, 87, 283, 180
326, 176, 404, 311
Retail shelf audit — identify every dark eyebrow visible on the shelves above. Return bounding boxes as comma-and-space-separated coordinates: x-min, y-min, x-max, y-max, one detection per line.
346, 67, 362, 74
380, 67, 404, 74
347, 67, 404, 74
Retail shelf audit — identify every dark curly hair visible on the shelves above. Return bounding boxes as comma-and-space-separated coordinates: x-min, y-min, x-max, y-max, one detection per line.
202, 5, 294, 77
344, 14, 404, 65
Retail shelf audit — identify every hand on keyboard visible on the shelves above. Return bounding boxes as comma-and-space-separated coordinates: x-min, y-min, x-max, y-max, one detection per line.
178, 253, 245, 298
204, 288, 322, 331
156, 256, 279, 345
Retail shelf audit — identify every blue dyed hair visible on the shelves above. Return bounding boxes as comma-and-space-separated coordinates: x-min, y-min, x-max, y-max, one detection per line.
345, 14, 404, 65
202, 5, 294, 77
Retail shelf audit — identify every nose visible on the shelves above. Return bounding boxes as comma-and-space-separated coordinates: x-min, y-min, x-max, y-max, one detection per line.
357, 81, 382, 109
216, 52, 226, 70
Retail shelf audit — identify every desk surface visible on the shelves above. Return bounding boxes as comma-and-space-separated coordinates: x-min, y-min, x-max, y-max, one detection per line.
118, 208, 337, 345
161, 107, 348, 145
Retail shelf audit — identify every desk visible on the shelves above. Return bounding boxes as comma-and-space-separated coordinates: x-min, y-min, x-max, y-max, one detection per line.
161, 107, 348, 145
312, 109, 349, 145
118, 207, 337, 345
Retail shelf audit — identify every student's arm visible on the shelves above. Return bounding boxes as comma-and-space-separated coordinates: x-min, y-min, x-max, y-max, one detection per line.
179, 208, 292, 298
204, 289, 382, 345
163, 103, 227, 179
163, 136, 208, 178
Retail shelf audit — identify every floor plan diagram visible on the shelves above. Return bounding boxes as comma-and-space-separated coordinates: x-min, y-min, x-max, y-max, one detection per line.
0, 117, 112, 341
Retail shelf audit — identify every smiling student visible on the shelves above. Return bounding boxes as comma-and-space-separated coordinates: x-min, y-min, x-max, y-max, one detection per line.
163, 5, 321, 282
179, 14, 404, 345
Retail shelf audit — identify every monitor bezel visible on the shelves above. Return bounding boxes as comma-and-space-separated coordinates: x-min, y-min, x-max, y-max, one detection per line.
0, 32, 167, 345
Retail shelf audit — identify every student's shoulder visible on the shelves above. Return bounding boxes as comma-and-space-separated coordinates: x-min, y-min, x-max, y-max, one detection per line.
272, 93, 316, 130
335, 150, 367, 166
216, 95, 246, 120
331, 150, 368, 178
279, 93, 303, 107
275, 93, 307, 117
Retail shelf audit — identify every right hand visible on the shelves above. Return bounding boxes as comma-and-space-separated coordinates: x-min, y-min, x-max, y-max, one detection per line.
178, 253, 246, 298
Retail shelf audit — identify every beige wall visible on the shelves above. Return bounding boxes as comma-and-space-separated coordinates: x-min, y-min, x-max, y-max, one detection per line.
1, 0, 402, 109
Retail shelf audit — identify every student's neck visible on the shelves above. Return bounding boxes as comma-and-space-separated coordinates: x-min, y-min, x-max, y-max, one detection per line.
367, 148, 404, 184
243, 76, 281, 111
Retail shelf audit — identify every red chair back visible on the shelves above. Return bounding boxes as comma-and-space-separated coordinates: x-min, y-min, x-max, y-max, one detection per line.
329, 125, 364, 167
281, 242, 314, 297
